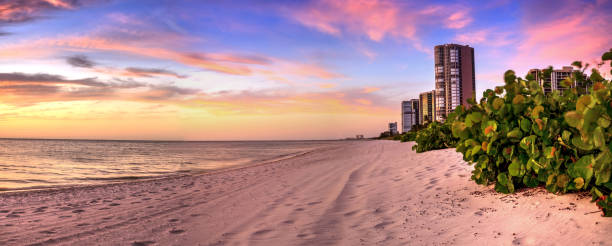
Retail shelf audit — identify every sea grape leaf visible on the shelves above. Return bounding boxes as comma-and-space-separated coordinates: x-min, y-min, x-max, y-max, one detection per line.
531, 105, 544, 119
520, 118, 531, 133
493, 98, 504, 110
597, 117, 611, 128
556, 174, 570, 188
507, 128, 523, 139
576, 95, 593, 112
572, 136, 593, 151
470, 112, 483, 123
568, 155, 594, 185
574, 177, 585, 189
564, 111, 582, 128
497, 172, 508, 185
509, 159, 520, 177
594, 149, 612, 185
483, 121, 498, 137
562, 130, 572, 143
593, 126, 605, 148
544, 146, 556, 159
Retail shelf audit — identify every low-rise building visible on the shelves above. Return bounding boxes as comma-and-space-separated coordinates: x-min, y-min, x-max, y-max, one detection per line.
389, 122, 398, 136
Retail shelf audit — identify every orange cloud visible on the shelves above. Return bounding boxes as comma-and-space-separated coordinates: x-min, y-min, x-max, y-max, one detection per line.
362, 87, 380, 93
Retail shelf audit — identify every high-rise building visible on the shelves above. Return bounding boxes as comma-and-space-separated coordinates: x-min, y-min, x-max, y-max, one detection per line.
528, 66, 586, 94
434, 44, 475, 121
419, 90, 436, 124
401, 99, 419, 133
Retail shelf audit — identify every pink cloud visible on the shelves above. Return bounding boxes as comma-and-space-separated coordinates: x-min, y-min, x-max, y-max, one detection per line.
454, 29, 515, 47
287, 1, 472, 42
445, 10, 473, 29
513, 0, 612, 69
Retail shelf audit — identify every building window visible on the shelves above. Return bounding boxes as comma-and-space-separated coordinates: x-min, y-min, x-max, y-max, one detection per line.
436, 66, 444, 73
450, 68, 459, 75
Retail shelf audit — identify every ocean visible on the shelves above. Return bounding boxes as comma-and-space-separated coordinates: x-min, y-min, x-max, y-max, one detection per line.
0, 139, 342, 191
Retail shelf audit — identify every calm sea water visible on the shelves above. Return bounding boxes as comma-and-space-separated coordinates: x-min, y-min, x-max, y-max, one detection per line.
0, 139, 342, 191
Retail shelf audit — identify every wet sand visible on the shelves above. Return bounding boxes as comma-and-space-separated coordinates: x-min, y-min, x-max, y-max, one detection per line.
1, 141, 610, 245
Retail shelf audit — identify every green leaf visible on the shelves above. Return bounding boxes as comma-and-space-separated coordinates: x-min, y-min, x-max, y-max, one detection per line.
520, 118, 532, 133
497, 172, 509, 185
572, 136, 593, 151
469, 112, 483, 123
556, 174, 570, 188
593, 126, 605, 148
564, 111, 582, 127
493, 98, 504, 110
507, 128, 523, 139
574, 177, 585, 189
597, 117, 611, 128
509, 159, 520, 177
568, 155, 594, 185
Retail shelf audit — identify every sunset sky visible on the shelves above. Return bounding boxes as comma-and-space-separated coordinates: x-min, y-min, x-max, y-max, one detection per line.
0, 0, 611, 140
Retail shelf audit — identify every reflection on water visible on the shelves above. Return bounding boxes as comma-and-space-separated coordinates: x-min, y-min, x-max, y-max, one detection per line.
0, 139, 342, 190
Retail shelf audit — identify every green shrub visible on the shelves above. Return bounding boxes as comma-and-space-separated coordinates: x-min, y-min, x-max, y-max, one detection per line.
411, 121, 457, 153
400, 131, 417, 142
449, 49, 612, 216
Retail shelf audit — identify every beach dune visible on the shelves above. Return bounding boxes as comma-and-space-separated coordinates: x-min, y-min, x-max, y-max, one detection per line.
1, 141, 610, 245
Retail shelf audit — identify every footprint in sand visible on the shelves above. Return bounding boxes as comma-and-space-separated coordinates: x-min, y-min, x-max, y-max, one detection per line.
131, 241, 155, 246
307, 201, 322, 206
294, 208, 305, 211
283, 220, 294, 224
169, 229, 185, 234
40, 230, 56, 234
252, 229, 273, 236
72, 209, 85, 213
344, 210, 358, 217
374, 221, 394, 229
77, 223, 90, 227
109, 203, 121, 206
169, 218, 179, 222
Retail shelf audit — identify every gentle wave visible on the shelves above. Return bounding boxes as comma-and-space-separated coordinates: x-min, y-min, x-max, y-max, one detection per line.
0, 139, 343, 191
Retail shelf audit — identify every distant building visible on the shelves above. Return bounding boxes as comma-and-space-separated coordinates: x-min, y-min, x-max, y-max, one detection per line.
419, 90, 436, 124
401, 99, 419, 133
529, 66, 585, 94
434, 44, 475, 121
355, 135, 364, 139
389, 122, 398, 136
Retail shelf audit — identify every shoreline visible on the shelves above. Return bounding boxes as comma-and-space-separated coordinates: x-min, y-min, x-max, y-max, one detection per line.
0, 145, 339, 195
1, 141, 609, 245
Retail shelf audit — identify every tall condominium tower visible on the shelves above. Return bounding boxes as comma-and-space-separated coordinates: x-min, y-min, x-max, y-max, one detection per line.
434, 44, 475, 121
401, 99, 419, 133
419, 90, 436, 124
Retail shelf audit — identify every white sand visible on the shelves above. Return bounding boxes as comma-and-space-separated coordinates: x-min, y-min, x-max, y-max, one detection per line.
0, 140, 610, 245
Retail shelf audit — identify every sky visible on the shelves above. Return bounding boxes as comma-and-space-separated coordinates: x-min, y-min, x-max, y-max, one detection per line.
0, 0, 611, 140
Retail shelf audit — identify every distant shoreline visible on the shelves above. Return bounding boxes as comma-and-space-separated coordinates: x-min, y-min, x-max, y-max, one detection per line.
0, 137, 361, 142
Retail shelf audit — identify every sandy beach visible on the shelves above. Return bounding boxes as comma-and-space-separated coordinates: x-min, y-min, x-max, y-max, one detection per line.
1, 140, 610, 246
